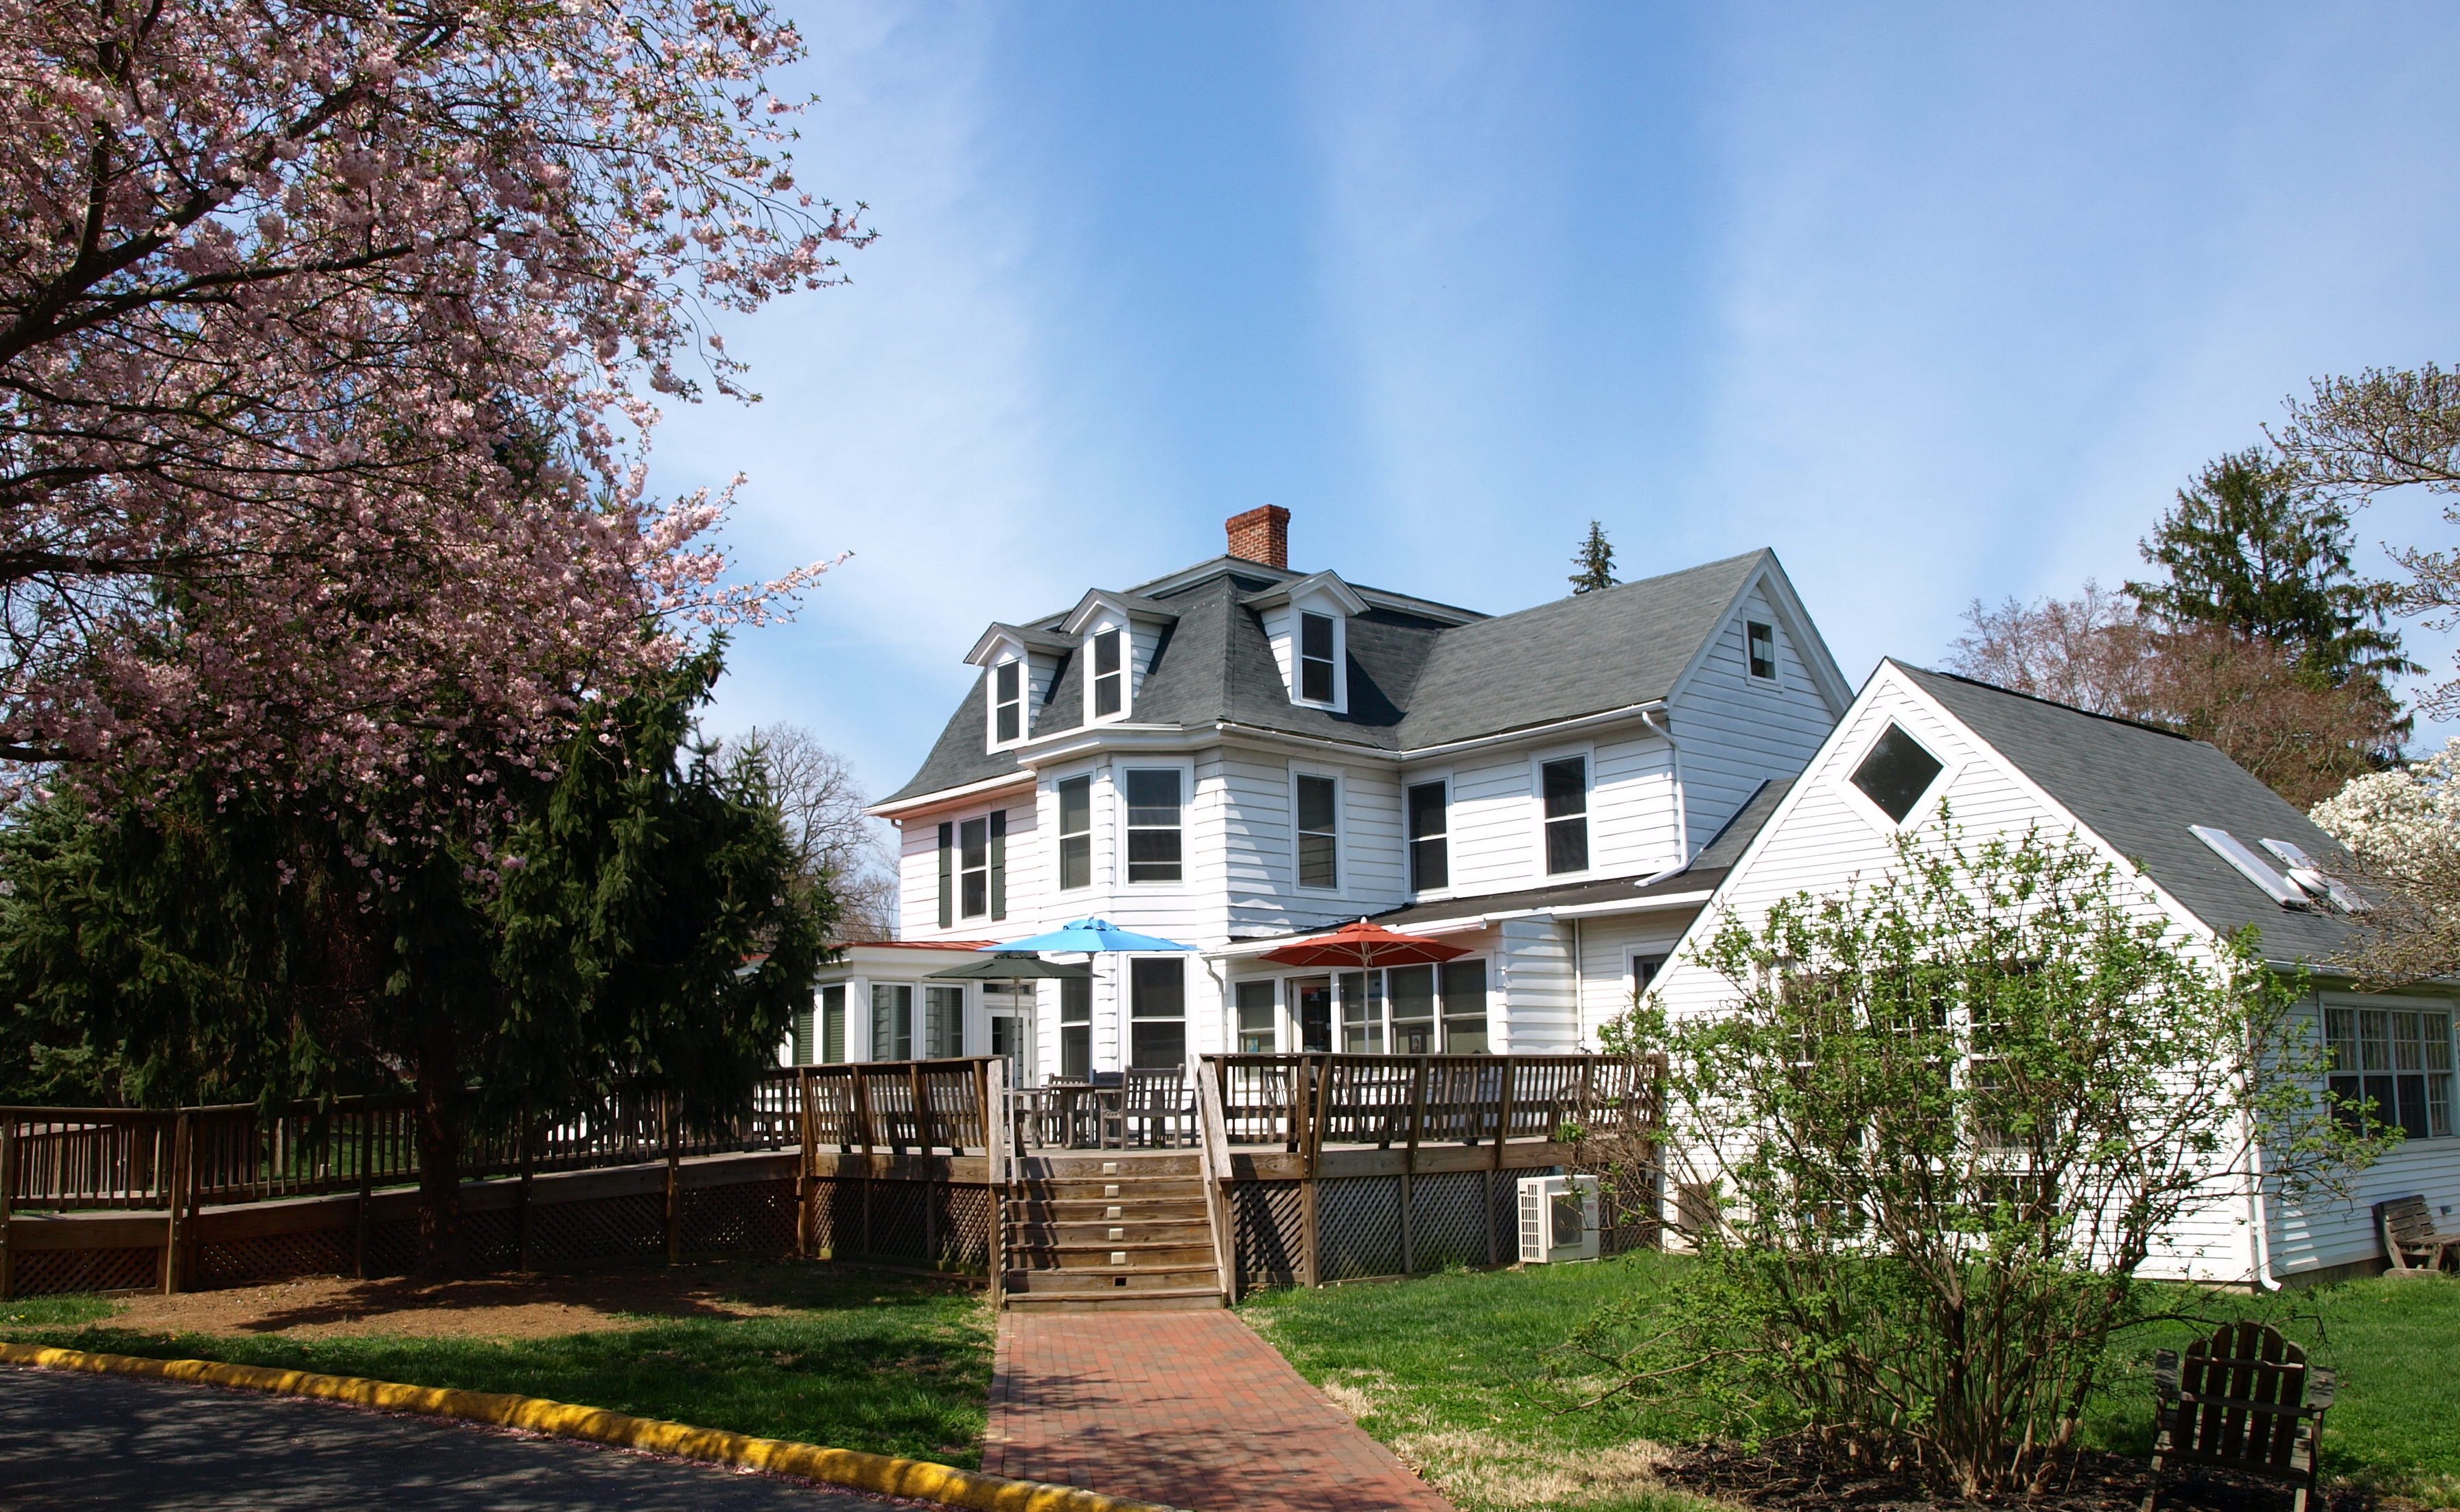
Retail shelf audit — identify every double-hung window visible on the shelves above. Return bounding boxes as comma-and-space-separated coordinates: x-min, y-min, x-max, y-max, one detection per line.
1747, 620, 1778, 682
1126, 769, 1183, 883
1441, 959, 1488, 1052
820, 984, 846, 1063
1542, 756, 1589, 874
1058, 976, 1091, 1080
1296, 774, 1338, 889
871, 984, 913, 1061
993, 660, 1023, 743
956, 812, 1006, 920
2329, 1005, 2455, 1139
1407, 780, 1448, 892
1299, 613, 1337, 702
1130, 958, 1187, 1069
1057, 776, 1093, 889
1091, 629, 1124, 717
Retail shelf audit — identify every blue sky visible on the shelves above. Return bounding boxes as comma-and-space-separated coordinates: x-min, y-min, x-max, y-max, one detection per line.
651, 1, 2460, 802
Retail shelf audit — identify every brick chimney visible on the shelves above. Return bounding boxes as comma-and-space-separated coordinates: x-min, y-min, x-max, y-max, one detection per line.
1225, 506, 1290, 569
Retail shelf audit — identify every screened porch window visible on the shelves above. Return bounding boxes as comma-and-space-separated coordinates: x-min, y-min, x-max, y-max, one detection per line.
871, 984, 913, 1061
1059, 975, 1091, 1080
1235, 981, 1277, 1053
1131, 958, 1187, 1069
924, 985, 964, 1059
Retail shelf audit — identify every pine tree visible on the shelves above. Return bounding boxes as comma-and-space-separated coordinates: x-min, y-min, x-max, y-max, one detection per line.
2127, 448, 2416, 686
1570, 521, 1618, 594
0, 649, 828, 1276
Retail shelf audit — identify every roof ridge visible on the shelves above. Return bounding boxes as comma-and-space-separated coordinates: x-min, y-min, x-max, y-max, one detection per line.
1892, 660, 2199, 743
1439, 548, 1770, 637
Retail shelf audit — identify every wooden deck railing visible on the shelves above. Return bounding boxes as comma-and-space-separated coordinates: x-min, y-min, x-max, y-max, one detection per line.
0, 1060, 995, 1215
1205, 1054, 1658, 1150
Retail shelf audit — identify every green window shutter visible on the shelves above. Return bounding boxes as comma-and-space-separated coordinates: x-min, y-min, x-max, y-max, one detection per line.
989, 810, 1007, 921
938, 822, 953, 929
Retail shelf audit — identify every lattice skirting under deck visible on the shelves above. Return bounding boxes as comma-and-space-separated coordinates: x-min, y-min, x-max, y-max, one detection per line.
10, 1245, 158, 1296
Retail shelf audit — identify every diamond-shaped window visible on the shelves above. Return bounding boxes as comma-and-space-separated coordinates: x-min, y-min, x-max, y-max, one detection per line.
1850, 723, 1943, 824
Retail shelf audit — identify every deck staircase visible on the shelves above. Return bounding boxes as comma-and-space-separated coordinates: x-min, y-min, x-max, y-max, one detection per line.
999, 1152, 1225, 1312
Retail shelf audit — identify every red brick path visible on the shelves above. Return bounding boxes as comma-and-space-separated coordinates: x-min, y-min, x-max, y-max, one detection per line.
984, 1310, 1457, 1512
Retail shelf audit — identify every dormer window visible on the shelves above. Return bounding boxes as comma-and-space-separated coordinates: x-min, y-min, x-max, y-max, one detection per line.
1091, 629, 1124, 718
992, 660, 1023, 744
1300, 613, 1337, 702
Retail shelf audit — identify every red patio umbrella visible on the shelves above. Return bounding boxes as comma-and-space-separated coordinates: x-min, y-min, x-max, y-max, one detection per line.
1258, 918, 1470, 970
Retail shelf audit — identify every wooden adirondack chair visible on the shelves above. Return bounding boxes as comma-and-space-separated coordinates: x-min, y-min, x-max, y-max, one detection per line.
2144, 1321, 2334, 1512
2376, 1195, 2460, 1275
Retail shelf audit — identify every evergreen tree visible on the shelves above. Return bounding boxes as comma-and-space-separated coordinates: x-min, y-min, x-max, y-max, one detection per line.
1569, 520, 1618, 594
0, 649, 828, 1275
2127, 448, 2416, 687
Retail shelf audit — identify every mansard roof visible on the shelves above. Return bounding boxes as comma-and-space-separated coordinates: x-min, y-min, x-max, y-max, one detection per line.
880, 549, 1826, 806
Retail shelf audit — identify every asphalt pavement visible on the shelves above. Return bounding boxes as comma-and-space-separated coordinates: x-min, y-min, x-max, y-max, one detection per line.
0, 1365, 916, 1511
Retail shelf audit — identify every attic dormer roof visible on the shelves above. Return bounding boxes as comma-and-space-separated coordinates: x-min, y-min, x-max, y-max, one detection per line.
1058, 588, 1181, 638
964, 621, 1076, 668
1239, 570, 1371, 616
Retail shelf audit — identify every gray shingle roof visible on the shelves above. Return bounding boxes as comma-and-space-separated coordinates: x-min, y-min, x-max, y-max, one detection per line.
1896, 664, 2359, 966
881, 550, 1782, 804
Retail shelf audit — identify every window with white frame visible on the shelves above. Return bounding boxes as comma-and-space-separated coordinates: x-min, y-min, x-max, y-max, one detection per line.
871, 984, 913, 1061
1280, 959, 1492, 1055
1851, 724, 1944, 825
1091, 629, 1124, 718
1295, 773, 1338, 889
1338, 970, 1378, 1054
1235, 981, 1277, 1052
924, 985, 965, 1059
992, 659, 1024, 744
1407, 780, 1448, 892
2329, 1004, 2455, 1139
1130, 958, 1187, 1068
1299, 612, 1338, 703
1059, 975, 1091, 1080
960, 817, 990, 918
1542, 756, 1589, 874
1125, 769, 1183, 883
820, 984, 846, 1063
1747, 620, 1778, 682
1057, 775, 1093, 890
1442, 959, 1488, 1051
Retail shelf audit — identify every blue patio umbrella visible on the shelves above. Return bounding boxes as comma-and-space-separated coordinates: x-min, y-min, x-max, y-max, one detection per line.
981, 918, 1196, 954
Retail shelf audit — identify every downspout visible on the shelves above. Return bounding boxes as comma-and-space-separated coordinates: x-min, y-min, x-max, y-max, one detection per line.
1640, 710, 1689, 862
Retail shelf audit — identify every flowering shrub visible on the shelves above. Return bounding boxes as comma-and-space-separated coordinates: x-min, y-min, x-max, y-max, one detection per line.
2312, 738, 2460, 984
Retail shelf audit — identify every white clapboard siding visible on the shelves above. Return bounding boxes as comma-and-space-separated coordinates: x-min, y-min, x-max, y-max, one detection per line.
1648, 666, 2285, 1284
1496, 919, 1578, 1053
1669, 583, 1843, 863
1570, 914, 1694, 1045
1590, 730, 1683, 877
1446, 752, 1538, 892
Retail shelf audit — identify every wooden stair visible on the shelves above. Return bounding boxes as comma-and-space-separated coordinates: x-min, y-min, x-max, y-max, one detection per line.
1000, 1152, 1226, 1312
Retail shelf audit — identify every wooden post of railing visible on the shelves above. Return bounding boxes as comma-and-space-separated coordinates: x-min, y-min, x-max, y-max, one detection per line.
1196, 1060, 1235, 1302
986, 1057, 1008, 1307
853, 1071, 874, 1257
353, 1106, 374, 1279
796, 1067, 815, 1259
1301, 1055, 1330, 1288
0, 1120, 16, 1303
1402, 1057, 1428, 1276
164, 1111, 192, 1295
1485, 1060, 1516, 1266
916, 1063, 937, 1266
517, 1109, 536, 1272
662, 1091, 681, 1266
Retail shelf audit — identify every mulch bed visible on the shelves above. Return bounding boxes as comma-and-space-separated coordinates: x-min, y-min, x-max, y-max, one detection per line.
1663, 1435, 2390, 1512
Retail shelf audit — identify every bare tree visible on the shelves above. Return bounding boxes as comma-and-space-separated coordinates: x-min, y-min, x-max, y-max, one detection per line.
729, 725, 899, 942
1947, 596, 2402, 809
1948, 580, 2156, 716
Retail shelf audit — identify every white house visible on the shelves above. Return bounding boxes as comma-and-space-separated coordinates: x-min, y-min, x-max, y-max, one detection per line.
1640, 659, 2460, 1286
792, 506, 1853, 1087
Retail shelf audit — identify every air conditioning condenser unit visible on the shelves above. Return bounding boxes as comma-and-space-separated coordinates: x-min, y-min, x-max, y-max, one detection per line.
1517, 1173, 1601, 1263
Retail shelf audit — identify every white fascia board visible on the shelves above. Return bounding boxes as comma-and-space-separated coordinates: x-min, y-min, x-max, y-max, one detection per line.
1209, 700, 1668, 768
1060, 590, 1178, 638
1013, 723, 1203, 763
1204, 890, 1715, 958
864, 769, 1038, 822
1240, 570, 1371, 616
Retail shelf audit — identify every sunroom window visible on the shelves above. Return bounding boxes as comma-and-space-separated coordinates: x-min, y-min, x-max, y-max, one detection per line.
2329, 1005, 2455, 1139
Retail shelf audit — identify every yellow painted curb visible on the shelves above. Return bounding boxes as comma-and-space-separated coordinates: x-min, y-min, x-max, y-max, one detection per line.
0, 1340, 1187, 1512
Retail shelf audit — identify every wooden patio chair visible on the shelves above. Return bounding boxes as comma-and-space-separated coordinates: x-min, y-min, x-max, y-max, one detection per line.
2376, 1194, 2460, 1275
2143, 1321, 2334, 1512
1122, 1068, 1191, 1148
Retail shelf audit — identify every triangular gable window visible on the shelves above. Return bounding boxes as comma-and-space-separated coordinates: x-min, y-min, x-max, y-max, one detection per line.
1851, 724, 1943, 824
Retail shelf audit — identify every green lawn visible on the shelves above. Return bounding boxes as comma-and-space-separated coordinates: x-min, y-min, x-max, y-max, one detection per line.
3, 1264, 993, 1469
1244, 1256, 2460, 1512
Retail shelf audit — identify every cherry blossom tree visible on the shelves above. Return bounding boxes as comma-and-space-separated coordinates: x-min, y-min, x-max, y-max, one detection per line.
1, 0, 863, 797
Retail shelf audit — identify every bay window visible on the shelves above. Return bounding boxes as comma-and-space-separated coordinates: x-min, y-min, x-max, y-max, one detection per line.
1125, 769, 1183, 883
1058, 775, 1093, 889
1296, 774, 1338, 889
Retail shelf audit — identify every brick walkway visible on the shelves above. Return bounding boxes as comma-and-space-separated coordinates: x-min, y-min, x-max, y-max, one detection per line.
984, 1310, 1454, 1512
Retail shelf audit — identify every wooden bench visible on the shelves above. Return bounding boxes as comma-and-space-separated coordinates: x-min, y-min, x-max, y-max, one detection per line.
2376, 1194, 2460, 1275
2144, 1321, 2334, 1512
